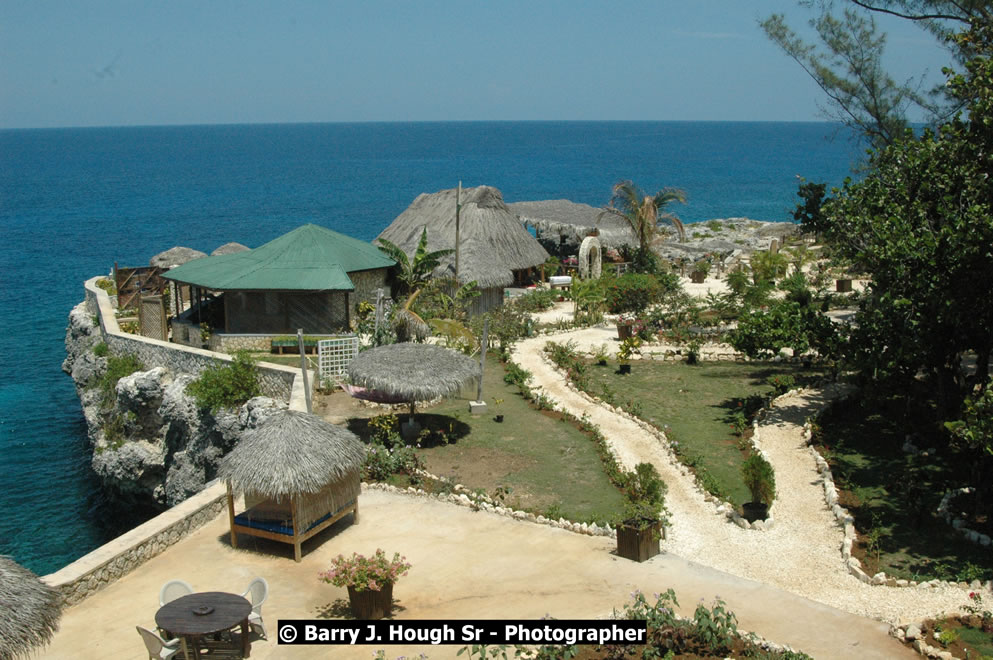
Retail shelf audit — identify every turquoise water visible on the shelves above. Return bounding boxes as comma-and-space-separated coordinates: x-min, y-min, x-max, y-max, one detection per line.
0, 121, 863, 574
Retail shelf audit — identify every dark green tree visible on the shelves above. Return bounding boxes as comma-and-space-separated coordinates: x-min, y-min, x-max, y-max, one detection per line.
376, 228, 455, 297
599, 180, 687, 274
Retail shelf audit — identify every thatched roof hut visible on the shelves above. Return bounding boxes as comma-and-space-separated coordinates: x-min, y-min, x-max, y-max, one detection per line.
149, 246, 208, 269
217, 410, 365, 561
509, 199, 638, 249
348, 343, 481, 406
0, 556, 61, 659
378, 186, 548, 290
211, 242, 250, 256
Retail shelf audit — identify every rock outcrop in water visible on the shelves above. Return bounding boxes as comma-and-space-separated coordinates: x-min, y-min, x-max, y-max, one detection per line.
63, 302, 284, 509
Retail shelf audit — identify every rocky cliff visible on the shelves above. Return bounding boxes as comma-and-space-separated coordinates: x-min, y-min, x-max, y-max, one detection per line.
63, 302, 284, 508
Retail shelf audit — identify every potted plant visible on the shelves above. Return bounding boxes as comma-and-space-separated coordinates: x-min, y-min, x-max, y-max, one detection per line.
592, 343, 609, 367
493, 397, 504, 423
740, 453, 776, 522
616, 463, 669, 562
616, 337, 641, 374
616, 314, 635, 340
690, 260, 710, 284
319, 549, 411, 620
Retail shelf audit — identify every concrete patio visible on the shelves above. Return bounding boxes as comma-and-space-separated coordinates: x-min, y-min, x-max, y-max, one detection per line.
41, 487, 913, 659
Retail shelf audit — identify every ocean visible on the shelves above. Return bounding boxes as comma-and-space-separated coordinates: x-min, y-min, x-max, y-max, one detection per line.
0, 121, 864, 574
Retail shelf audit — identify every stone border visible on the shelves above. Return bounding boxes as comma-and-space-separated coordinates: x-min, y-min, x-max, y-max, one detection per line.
936, 487, 993, 548
539, 341, 785, 531
85, 276, 310, 410
43, 481, 228, 607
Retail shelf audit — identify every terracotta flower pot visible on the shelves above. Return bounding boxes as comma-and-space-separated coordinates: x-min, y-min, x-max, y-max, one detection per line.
347, 583, 393, 620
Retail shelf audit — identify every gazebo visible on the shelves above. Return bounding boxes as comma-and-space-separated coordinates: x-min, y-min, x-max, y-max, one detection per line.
377, 186, 549, 315
217, 410, 366, 562
0, 556, 62, 659
348, 343, 481, 434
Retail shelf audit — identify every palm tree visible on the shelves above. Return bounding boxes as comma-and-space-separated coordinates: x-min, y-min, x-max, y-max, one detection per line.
376, 228, 455, 297
599, 180, 687, 251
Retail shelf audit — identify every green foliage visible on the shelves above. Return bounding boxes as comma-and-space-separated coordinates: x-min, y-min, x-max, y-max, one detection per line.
725, 268, 750, 296
616, 337, 641, 365
692, 259, 710, 276
502, 362, 533, 389
621, 462, 669, 527
692, 597, 738, 655
741, 453, 776, 506
793, 179, 829, 234
570, 277, 606, 325
730, 300, 840, 361
513, 287, 558, 313
750, 251, 789, 284
767, 374, 796, 396
475, 303, 530, 355
92, 342, 109, 358
605, 273, 663, 314
602, 180, 687, 254
363, 441, 423, 482
95, 277, 117, 295
377, 228, 454, 297
95, 353, 144, 407
186, 351, 262, 412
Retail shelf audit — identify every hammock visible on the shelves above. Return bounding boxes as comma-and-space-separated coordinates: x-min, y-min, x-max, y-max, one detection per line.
341, 383, 409, 404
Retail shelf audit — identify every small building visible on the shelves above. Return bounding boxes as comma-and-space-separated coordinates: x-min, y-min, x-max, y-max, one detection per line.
377, 186, 548, 315
162, 224, 395, 349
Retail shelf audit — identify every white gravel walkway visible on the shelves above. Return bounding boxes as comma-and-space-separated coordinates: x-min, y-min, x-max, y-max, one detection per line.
511, 328, 973, 625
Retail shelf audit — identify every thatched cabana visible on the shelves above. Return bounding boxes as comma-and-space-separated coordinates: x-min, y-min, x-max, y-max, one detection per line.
509, 199, 639, 250
0, 556, 62, 659
377, 186, 549, 314
210, 242, 250, 256
217, 410, 365, 562
150, 246, 208, 269
348, 343, 480, 431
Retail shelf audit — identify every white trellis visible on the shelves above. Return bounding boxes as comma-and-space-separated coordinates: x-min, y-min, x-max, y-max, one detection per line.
317, 335, 359, 384
578, 235, 602, 279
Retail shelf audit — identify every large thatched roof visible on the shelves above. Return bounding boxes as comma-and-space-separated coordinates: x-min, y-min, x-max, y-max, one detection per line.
377, 186, 548, 288
218, 410, 365, 499
348, 343, 480, 403
509, 199, 639, 249
0, 556, 61, 659
150, 246, 208, 269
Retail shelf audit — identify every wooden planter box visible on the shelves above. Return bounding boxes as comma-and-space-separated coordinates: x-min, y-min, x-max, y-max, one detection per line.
617, 324, 633, 340
616, 521, 663, 562
690, 272, 707, 284
835, 279, 853, 293
348, 583, 393, 620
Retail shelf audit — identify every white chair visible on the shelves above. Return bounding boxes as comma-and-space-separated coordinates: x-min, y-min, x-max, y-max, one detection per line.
137, 626, 181, 660
240, 576, 269, 639
158, 579, 194, 607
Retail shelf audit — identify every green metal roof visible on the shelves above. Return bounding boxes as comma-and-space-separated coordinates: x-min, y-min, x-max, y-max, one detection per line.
162, 224, 395, 291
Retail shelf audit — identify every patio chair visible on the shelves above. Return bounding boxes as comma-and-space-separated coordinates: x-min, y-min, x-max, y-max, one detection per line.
240, 576, 269, 639
136, 626, 182, 660
158, 579, 194, 607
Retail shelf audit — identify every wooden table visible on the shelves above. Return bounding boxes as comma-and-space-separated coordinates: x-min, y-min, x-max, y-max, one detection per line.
155, 592, 252, 659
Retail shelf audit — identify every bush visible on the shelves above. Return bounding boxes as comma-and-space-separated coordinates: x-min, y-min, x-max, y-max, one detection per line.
513, 288, 558, 313
93, 342, 109, 357
605, 274, 663, 314
95, 277, 117, 295
741, 453, 776, 506
767, 374, 797, 396
187, 351, 262, 412
94, 353, 144, 407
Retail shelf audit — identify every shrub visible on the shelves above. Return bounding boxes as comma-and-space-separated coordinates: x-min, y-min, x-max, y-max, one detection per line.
92, 342, 109, 357
95, 353, 144, 406
95, 277, 117, 295
621, 462, 669, 527
767, 374, 796, 396
187, 350, 262, 412
741, 453, 776, 506
605, 274, 662, 314
513, 288, 558, 313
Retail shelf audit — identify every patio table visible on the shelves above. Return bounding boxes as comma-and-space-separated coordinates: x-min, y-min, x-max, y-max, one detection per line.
155, 591, 252, 659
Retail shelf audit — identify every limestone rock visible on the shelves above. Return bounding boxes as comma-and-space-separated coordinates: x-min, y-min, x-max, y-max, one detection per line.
905, 625, 921, 641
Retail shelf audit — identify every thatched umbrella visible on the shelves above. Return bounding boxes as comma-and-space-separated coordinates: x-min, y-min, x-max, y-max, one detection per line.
217, 410, 366, 561
510, 199, 639, 249
0, 556, 62, 659
150, 246, 208, 269
348, 343, 481, 425
210, 242, 250, 256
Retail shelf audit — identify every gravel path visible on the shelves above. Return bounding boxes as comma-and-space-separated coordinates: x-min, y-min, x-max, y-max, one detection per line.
511, 328, 973, 625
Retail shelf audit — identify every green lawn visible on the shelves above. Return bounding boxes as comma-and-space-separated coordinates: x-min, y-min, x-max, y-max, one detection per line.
816, 399, 993, 582
346, 354, 627, 525
584, 359, 823, 507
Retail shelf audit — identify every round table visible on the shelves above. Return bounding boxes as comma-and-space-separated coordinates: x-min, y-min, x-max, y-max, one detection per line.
155, 592, 252, 659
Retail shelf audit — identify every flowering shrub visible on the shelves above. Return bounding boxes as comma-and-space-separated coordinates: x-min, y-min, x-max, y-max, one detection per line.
605, 274, 662, 313
319, 549, 411, 592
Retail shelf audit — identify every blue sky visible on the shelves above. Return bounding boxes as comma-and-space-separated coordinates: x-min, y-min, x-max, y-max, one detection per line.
1, 1, 953, 129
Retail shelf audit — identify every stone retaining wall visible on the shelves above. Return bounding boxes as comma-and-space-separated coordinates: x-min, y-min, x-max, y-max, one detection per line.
85, 277, 301, 402
43, 481, 228, 606
208, 333, 272, 353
